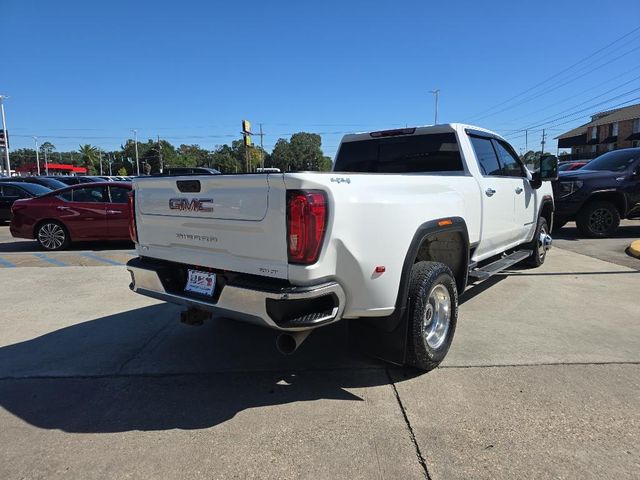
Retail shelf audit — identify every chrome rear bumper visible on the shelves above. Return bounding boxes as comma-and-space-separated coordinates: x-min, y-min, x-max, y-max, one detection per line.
127, 258, 346, 332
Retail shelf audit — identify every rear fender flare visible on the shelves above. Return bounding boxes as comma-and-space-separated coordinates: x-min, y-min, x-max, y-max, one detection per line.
349, 216, 469, 365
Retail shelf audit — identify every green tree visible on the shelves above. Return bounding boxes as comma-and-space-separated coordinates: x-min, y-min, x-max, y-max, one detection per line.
7, 148, 36, 169
289, 132, 323, 170
140, 139, 178, 173
177, 144, 210, 167
269, 138, 294, 171
78, 144, 99, 175
117, 166, 128, 176
268, 133, 326, 171
319, 156, 333, 171
210, 144, 241, 173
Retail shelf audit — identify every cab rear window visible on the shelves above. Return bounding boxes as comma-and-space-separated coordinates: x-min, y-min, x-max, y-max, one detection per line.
334, 133, 463, 173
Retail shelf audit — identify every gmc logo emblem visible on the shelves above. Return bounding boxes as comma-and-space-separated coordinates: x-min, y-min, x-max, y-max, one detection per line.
169, 198, 214, 212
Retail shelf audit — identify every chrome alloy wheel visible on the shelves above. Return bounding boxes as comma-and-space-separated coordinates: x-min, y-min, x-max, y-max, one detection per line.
589, 208, 614, 234
538, 224, 551, 261
422, 284, 451, 350
38, 223, 66, 250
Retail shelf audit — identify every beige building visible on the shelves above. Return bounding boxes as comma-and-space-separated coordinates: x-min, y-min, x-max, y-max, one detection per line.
556, 103, 640, 159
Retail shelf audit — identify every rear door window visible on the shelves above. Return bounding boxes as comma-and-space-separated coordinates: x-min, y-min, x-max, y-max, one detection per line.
469, 136, 501, 176
70, 186, 107, 202
109, 186, 130, 204
334, 133, 464, 173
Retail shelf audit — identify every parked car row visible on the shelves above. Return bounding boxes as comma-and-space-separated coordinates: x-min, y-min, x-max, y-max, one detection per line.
8, 182, 132, 250
558, 160, 589, 172
553, 148, 640, 236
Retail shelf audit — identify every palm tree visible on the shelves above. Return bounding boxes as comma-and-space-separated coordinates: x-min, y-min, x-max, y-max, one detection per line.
78, 144, 99, 175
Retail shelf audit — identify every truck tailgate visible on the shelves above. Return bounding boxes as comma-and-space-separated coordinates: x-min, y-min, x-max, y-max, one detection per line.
133, 175, 289, 279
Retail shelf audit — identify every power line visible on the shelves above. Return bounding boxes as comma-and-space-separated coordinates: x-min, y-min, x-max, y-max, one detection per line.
466, 26, 640, 120
502, 96, 640, 142
504, 84, 640, 134
469, 43, 640, 122
503, 64, 640, 126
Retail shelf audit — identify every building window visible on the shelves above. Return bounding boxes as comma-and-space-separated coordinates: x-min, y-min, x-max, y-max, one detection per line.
591, 145, 597, 153
633, 140, 640, 148
633, 118, 640, 133
607, 143, 616, 151
611, 122, 618, 136
590, 127, 598, 140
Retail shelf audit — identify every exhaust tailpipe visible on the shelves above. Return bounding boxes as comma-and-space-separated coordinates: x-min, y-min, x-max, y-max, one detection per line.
276, 330, 312, 355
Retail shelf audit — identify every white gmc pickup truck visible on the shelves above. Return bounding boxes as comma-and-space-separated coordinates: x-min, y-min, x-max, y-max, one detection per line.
126, 124, 557, 370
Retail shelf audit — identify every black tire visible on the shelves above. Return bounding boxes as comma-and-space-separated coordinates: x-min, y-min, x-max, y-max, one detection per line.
525, 216, 549, 268
576, 201, 620, 238
406, 261, 458, 371
36, 220, 70, 251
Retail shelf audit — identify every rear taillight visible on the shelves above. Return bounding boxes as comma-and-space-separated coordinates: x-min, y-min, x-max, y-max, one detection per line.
286, 190, 328, 265
127, 191, 138, 243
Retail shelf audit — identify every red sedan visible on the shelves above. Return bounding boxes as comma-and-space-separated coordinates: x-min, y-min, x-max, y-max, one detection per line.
10, 182, 132, 250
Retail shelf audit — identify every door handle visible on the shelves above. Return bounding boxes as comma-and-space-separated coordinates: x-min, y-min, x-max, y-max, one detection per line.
485, 188, 496, 197
515, 187, 523, 194
56, 206, 70, 211
106, 210, 121, 214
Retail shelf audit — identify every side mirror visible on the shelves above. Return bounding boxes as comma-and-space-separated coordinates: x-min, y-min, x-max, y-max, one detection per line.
539, 155, 559, 181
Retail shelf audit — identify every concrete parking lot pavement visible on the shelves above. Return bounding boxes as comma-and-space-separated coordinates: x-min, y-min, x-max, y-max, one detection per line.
0, 248, 638, 479
554, 219, 640, 270
0, 225, 135, 267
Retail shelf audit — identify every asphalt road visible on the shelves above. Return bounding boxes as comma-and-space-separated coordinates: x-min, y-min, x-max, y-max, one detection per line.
0, 226, 638, 479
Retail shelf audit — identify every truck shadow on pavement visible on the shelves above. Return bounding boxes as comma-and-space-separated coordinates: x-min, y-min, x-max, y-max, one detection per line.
0, 304, 423, 433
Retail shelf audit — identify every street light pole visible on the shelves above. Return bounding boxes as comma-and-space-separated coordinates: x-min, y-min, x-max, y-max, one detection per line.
0, 95, 11, 176
132, 129, 140, 176
98, 149, 103, 175
429, 89, 440, 125
33, 137, 40, 175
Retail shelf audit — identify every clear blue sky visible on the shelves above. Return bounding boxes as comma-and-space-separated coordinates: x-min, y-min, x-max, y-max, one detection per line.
3, 0, 640, 158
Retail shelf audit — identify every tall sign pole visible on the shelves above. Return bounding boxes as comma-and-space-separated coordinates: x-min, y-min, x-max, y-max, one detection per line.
258, 123, 266, 169
132, 129, 140, 176
241, 120, 252, 172
33, 137, 40, 175
429, 89, 440, 125
0, 95, 11, 176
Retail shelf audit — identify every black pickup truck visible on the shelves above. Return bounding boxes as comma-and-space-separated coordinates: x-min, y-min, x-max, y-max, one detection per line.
553, 148, 640, 237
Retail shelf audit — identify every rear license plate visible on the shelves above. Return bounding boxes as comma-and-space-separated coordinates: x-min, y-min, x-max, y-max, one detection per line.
185, 269, 217, 297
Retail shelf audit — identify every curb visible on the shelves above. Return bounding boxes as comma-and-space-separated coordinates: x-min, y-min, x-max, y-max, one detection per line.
627, 240, 640, 259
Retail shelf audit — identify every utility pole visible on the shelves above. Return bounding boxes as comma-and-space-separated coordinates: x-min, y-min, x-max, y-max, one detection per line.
98, 149, 103, 175
33, 137, 40, 175
108, 154, 113, 176
132, 129, 140, 176
257, 124, 266, 169
525, 130, 528, 152
429, 89, 440, 125
44, 145, 49, 175
0, 95, 11, 176
540, 129, 546, 155
157, 135, 163, 173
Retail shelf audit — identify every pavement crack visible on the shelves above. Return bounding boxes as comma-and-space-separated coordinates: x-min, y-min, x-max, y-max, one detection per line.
117, 318, 174, 373
386, 368, 431, 480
